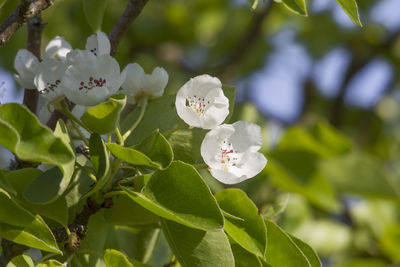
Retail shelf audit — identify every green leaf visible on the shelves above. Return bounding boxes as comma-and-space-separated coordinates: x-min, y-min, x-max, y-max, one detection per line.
290, 235, 322, 267
106, 143, 162, 169
265, 220, 310, 267
231, 243, 263, 267
335, 0, 362, 26
36, 260, 64, 267
81, 94, 126, 134
215, 189, 267, 257
113, 226, 160, 263
320, 152, 400, 198
82, 0, 109, 32
282, 0, 307, 16
167, 128, 206, 164
135, 131, 173, 169
3, 168, 68, 226
161, 219, 234, 267
0, 104, 75, 203
84, 133, 111, 198
6, 255, 34, 267
0, 170, 16, 196
122, 161, 224, 230
104, 249, 133, 267
123, 94, 182, 146
103, 194, 159, 227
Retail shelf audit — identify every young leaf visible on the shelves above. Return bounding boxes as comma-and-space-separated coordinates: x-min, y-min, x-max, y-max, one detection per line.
248, 0, 258, 10
335, 0, 362, 26
83, 133, 111, 198
282, 0, 308, 16
106, 143, 162, 169
215, 188, 267, 258
135, 130, 174, 169
6, 255, 34, 267
161, 219, 234, 267
0, 104, 75, 204
81, 94, 126, 134
36, 260, 64, 267
265, 220, 311, 267
104, 249, 133, 267
82, 0, 109, 32
122, 161, 224, 231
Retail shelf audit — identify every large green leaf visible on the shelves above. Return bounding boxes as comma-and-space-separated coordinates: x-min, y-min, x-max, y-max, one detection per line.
215, 189, 267, 257
123, 85, 236, 146
0, 104, 75, 203
134, 130, 173, 169
335, 0, 362, 26
167, 128, 206, 164
290, 235, 322, 267
161, 219, 234, 267
81, 94, 126, 134
231, 243, 263, 267
282, 0, 307, 16
83, 133, 111, 198
104, 249, 133, 267
122, 161, 224, 230
103, 194, 159, 227
82, 0, 109, 32
106, 143, 162, 169
320, 152, 400, 198
6, 255, 34, 267
0, 189, 60, 254
3, 168, 68, 226
265, 220, 310, 267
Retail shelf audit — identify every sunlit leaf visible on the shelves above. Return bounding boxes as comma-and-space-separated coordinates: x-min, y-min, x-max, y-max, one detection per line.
335, 0, 362, 26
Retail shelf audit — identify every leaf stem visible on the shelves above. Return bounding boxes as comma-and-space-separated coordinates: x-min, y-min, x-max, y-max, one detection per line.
122, 98, 148, 141
115, 126, 124, 146
193, 163, 208, 169
59, 101, 92, 134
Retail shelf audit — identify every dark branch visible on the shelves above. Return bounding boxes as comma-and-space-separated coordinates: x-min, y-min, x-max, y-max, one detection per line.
22, 14, 45, 114
108, 0, 149, 56
0, 0, 54, 47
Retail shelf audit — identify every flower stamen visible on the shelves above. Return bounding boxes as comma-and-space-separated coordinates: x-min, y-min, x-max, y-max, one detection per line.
78, 76, 106, 91
186, 94, 210, 117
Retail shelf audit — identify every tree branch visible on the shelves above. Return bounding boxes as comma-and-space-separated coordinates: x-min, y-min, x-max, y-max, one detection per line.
0, 0, 54, 47
108, 0, 149, 56
22, 14, 45, 114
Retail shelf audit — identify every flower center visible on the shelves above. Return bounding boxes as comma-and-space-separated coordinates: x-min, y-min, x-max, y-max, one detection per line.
40, 79, 61, 95
90, 48, 97, 56
186, 94, 210, 117
219, 140, 239, 171
79, 76, 106, 91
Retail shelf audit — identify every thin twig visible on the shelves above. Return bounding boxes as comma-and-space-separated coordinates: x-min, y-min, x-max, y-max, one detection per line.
108, 0, 149, 56
0, 0, 54, 46
22, 14, 45, 114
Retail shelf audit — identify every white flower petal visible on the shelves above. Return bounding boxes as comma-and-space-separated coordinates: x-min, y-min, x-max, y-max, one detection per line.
121, 63, 146, 95
44, 36, 72, 61
85, 31, 110, 57
200, 121, 267, 184
175, 74, 229, 129
62, 51, 122, 106
14, 49, 39, 89
34, 58, 67, 101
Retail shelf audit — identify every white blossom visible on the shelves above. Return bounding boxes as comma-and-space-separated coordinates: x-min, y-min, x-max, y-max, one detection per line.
34, 58, 68, 101
85, 31, 110, 57
61, 50, 124, 106
14, 36, 72, 89
121, 63, 168, 103
175, 74, 229, 129
200, 121, 267, 184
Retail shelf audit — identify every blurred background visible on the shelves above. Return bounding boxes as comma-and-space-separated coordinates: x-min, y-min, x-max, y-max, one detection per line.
1, 0, 400, 266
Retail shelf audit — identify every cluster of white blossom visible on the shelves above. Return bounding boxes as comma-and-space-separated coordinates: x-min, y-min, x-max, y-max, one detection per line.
14, 32, 168, 106
175, 75, 267, 184
14, 32, 266, 184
